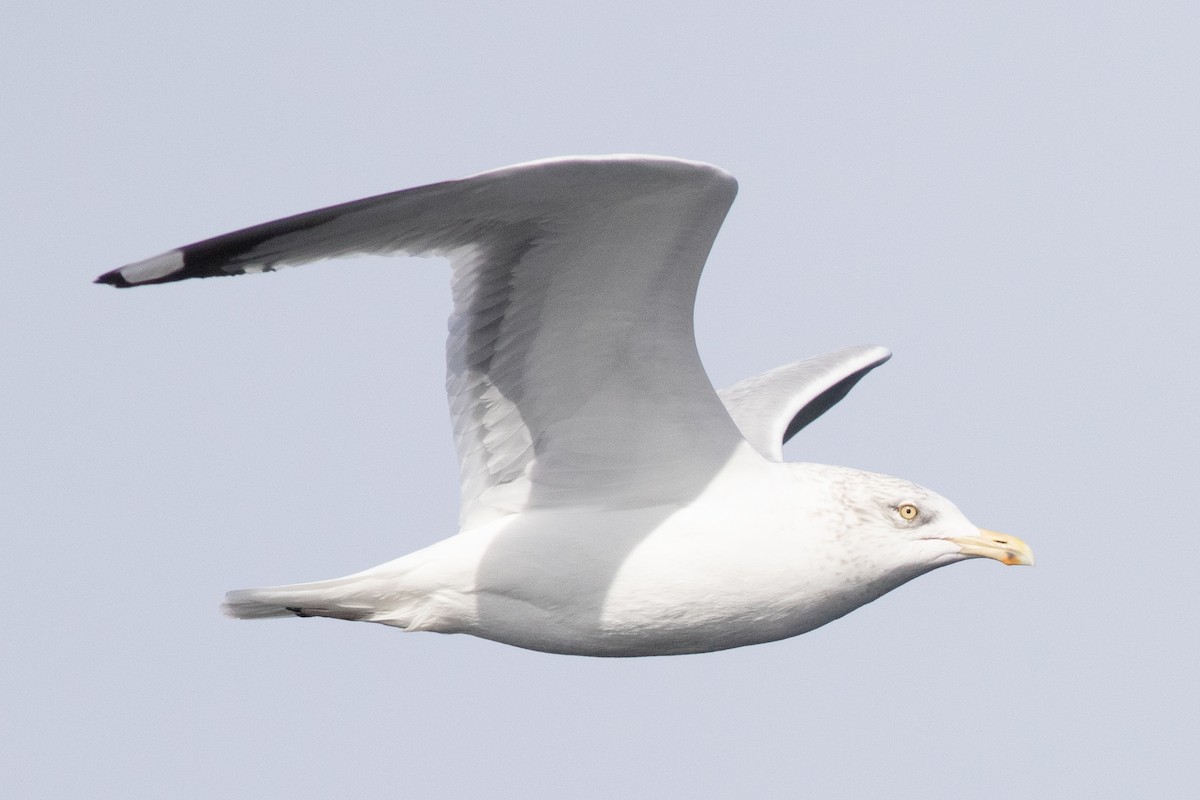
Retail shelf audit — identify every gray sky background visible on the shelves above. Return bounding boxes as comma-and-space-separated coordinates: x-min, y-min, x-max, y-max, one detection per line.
3, 3, 1196, 797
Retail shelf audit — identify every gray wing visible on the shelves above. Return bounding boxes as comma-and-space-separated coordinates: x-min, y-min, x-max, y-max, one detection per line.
99, 156, 749, 528
718, 345, 891, 461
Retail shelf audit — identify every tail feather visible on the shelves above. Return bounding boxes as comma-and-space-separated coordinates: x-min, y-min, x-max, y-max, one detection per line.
221, 577, 377, 621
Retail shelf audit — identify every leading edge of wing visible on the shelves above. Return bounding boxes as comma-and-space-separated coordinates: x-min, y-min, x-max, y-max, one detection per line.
94, 155, 737, 288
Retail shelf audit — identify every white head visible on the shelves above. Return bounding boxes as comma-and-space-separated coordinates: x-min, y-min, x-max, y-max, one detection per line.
794, 463, 1034, 593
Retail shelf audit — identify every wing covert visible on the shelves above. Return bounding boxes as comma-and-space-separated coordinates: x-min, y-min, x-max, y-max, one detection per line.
718, 345, 891, 461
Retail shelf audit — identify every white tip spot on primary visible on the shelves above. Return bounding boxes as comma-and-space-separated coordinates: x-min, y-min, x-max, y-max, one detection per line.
120, 249, 185, 284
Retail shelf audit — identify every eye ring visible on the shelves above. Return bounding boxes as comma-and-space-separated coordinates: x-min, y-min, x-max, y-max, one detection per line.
897, 503, 920, 521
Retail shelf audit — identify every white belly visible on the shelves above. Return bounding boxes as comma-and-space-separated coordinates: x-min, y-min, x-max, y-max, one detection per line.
383, 469, 889, 657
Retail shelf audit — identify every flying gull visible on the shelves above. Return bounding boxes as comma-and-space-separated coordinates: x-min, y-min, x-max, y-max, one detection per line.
97, 156, 1033, 657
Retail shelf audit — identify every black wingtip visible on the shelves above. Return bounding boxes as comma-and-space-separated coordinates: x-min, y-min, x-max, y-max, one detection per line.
94, 269, 132, 288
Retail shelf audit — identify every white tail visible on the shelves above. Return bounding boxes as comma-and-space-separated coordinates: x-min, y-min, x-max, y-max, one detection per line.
221, 576, 378, 621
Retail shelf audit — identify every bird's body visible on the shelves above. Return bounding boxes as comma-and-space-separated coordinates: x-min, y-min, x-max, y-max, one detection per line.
99, 155, 1032, 657
230, 457, 971, 656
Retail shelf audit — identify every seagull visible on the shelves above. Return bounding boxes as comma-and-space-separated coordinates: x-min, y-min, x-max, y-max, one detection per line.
97, 155, 1032, 657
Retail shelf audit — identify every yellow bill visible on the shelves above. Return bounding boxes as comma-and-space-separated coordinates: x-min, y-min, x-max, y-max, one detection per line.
949, 529, 1035, 566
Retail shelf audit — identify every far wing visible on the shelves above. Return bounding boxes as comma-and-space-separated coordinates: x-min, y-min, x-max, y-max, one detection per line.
99, 156, 750, 527
718, 345, 891, 461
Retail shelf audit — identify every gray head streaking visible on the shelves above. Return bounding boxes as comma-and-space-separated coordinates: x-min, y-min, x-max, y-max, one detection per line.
97, 155, 1033, 657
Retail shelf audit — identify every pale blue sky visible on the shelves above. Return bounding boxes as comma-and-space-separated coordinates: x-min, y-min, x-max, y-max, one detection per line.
3, 3, 1196, 797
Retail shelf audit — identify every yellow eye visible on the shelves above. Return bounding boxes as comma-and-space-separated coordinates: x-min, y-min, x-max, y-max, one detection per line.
897, 503, 920, 521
